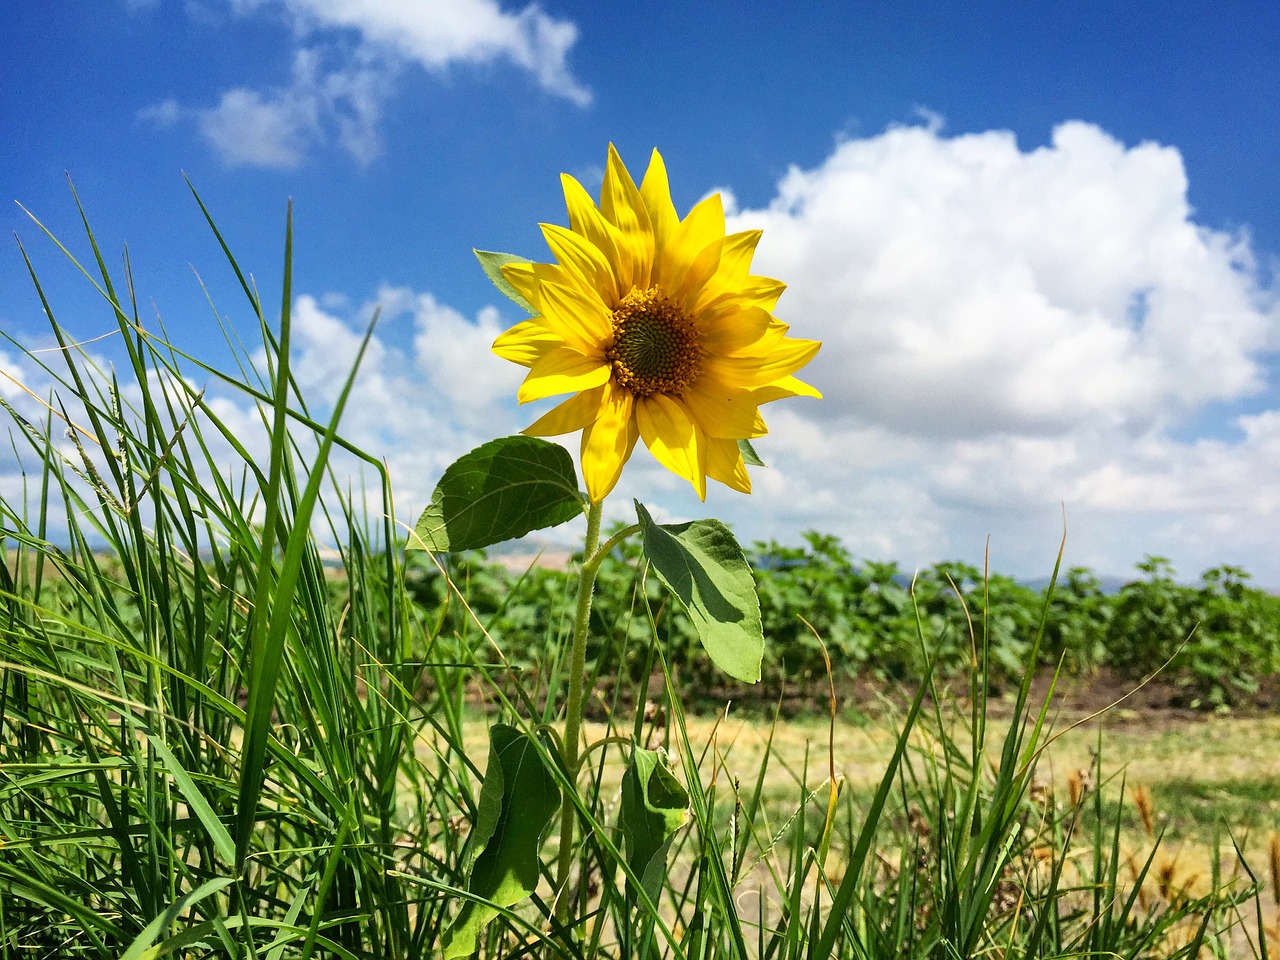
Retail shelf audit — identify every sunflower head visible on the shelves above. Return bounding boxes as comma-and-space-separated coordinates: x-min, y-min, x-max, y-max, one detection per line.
492, 145, 821, 503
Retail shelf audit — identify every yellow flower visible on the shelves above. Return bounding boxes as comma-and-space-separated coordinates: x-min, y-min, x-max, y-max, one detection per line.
492, 145, 821, 502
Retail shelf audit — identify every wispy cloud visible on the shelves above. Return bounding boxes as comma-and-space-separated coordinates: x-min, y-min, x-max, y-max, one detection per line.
272, 0, 590, 105
185, 49, 387, 169
138, 0, 589, 169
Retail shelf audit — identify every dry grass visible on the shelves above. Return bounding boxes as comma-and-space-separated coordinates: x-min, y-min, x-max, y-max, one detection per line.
664, 710, 1280, 789
672, 708, 1280, 955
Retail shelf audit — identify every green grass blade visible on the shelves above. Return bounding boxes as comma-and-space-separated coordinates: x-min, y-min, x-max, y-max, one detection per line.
119, 877, 235, 960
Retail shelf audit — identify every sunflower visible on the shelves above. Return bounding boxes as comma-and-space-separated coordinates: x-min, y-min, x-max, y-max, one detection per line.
492, 145, 821, 502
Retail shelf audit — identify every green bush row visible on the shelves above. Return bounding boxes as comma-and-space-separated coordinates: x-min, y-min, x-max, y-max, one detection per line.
405, 531, 1280, 710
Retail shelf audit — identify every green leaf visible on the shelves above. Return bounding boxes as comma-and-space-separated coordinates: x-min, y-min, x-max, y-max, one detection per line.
620, 745, 688, 905
737, 438, 765, 467
442, 724, 561, 960
410, 435, 583, 552
635, 502, 764, 683
474, 249, 537, 315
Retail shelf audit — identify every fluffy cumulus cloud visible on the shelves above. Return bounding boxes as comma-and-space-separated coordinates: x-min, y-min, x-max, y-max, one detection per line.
739, 121, 1268, 436
139, 0, 589, 168
720, 119, 1280, 582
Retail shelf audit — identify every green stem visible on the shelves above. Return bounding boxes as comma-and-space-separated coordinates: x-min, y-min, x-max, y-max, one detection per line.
554, 497, 604, 922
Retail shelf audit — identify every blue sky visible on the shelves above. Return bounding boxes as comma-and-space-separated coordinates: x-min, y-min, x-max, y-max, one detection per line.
3, 1, 1279, 585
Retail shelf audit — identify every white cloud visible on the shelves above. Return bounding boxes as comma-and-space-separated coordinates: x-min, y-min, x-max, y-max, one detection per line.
266, 289, 528, 514
276, 0, 590, 105
195, 59, 322, 169
140, 0, 589, 168
137, 97, 182, 128
0, 290, 528, 550
148, 48, 389, 170
736, 121, 1270, 438
713, 119, 1280, 582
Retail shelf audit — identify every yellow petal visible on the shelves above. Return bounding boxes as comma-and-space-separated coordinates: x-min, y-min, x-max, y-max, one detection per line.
707, 337, 821, 387
636, 393, 708, 500
601, 144, 654, 292
699, 276, 787, 317
562, 173, 625, 293
698, 305, 774, 356
524, 385, 606, 436
683, 377, 768, 439
706, 437, 752, 494
693, 230, 762, 312
537, 279, 613, 354
753, 375, 824, 403
580, 381, 638, 502
518, 347, 610, 404
675, 235, 723, 309
639, 149, 679, 267
541, 223, 619, 305
502, 260, 575, 313
661, 192, 724, 286
492, 318, 561, 367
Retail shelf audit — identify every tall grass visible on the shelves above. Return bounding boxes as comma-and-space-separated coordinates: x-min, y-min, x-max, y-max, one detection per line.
1, 190, 1274, 958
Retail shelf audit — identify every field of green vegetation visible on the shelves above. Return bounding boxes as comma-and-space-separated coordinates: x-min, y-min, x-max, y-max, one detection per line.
2, 196, 1279, 958
417, 536, 1280, 713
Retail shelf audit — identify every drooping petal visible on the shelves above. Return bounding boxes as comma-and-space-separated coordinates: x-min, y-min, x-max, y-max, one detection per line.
523, 384, 607, 436
636, 393, 708, 500
492, 319, 561, 367
580, 381, 637, 502
518, 347, 610, 404
537, 279, 613, 354
600, 144, 654, 291
541, 223, 619, 305
706, 437, 752, 494
683, 377, 768, 439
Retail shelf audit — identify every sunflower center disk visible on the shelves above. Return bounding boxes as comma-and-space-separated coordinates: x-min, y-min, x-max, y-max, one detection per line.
607, 287, 703, 398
